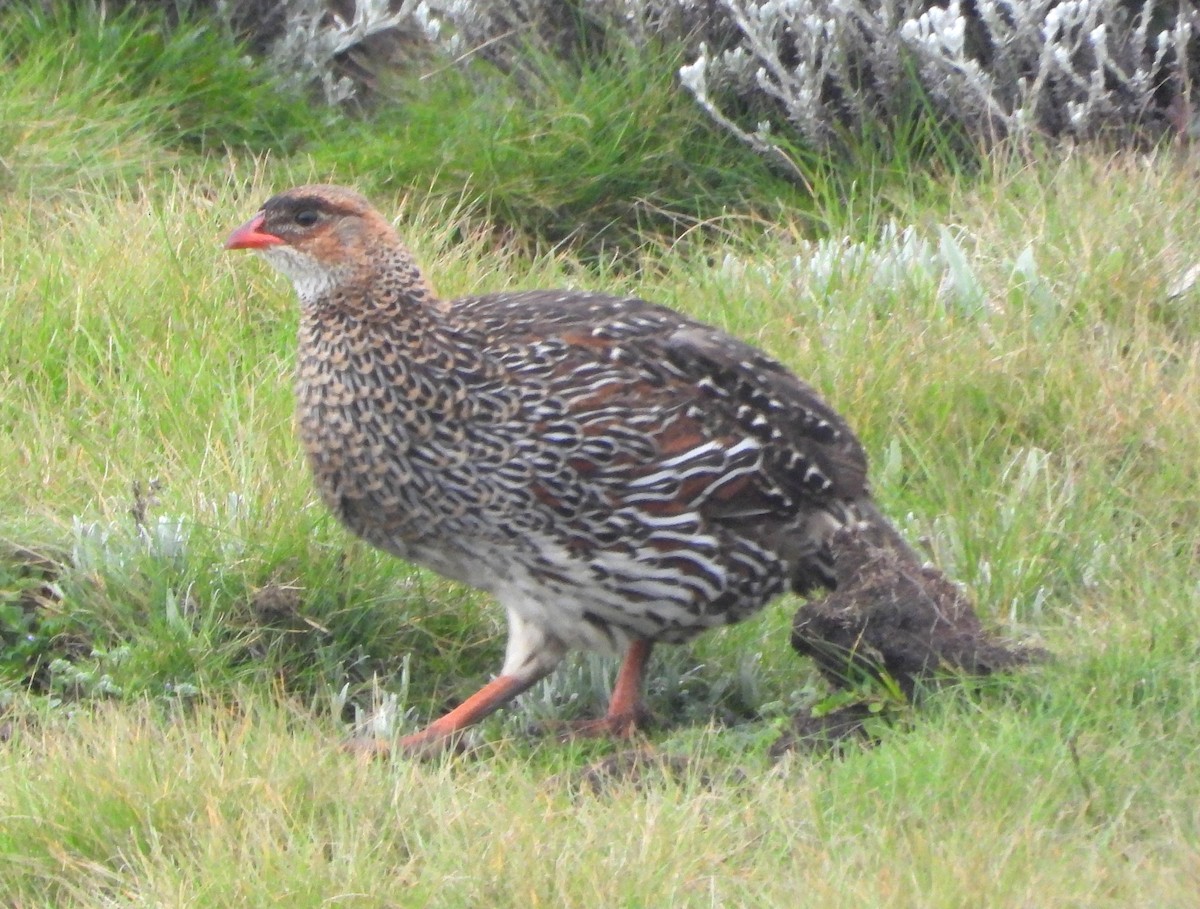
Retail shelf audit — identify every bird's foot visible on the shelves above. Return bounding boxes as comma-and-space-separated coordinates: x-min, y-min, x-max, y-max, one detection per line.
553, 705, 653, 742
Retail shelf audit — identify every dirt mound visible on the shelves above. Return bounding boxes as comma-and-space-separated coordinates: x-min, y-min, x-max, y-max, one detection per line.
775, 525, 1047, 756
794, 527, 1041, 694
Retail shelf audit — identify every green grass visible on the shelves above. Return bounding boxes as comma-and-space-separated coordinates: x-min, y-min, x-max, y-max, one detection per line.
2, 151, 1198, 905
306, 39, 808, 254
0, 4, 312, 196
1, 6, 1199, 907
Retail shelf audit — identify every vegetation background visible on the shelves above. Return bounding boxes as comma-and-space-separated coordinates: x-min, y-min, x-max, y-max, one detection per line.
0, 1, 1197, 906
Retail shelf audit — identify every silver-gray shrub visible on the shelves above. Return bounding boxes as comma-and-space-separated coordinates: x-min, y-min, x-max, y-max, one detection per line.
203, 1, 1197, 154
438, 0, 1196, 149
436, 0, 1198, 157
676, 0, 1198, 158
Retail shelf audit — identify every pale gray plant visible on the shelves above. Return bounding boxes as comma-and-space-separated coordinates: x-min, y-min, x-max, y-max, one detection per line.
244, 0, 442, 103
679, 0, 1197, 158
430, 0, 737, 65
329, 660, 421, 739
719, 219, 1026, 317
435, 0, 1196, 153
71, 513, 190, 572
214, 1, 1196, 151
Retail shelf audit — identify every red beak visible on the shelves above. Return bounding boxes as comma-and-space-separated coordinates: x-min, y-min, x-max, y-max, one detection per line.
224, 213, 284, 250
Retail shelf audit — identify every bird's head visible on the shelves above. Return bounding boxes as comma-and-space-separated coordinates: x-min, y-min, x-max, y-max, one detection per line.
225, 184, 417, 304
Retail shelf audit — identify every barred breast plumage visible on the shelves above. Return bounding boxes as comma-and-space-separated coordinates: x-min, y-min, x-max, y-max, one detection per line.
225, 184, 898, 755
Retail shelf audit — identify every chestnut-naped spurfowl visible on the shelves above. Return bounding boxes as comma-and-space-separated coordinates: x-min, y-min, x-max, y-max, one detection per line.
225, 184, 911, 755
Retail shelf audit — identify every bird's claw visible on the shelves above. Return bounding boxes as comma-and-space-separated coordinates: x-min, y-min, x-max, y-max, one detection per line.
552, 707, 652, 742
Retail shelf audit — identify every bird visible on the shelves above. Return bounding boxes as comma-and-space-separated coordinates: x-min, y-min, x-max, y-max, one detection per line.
225, 184, 910, 755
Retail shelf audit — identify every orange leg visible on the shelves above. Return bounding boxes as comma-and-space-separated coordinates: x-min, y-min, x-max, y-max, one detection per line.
349, 637, 653, 758
563, 639, 654, 739
394, 672, 541, 757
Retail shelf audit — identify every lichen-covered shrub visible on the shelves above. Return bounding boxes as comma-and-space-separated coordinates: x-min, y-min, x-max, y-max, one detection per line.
257, 0, 442, 103
433, 0, 1199, 157
678, 0, 1198, 160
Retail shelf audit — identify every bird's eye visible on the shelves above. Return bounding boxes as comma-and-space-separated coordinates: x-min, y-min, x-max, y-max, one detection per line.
293, 209, 320, 227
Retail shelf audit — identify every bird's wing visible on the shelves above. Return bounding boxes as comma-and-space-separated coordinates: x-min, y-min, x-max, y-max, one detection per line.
453, 289, 870, 518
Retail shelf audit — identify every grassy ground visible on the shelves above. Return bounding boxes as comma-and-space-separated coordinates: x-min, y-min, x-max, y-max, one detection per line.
2, 8, 1199, 908
2, 151, 1197, 908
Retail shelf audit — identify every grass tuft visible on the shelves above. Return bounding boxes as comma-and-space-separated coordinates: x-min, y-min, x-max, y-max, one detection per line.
0, 4, 313, 197
307, 39, 807, 255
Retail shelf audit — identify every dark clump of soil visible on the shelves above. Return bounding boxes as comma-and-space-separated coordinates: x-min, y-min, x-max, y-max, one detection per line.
775, 525, 1048, 756
249, 583, 307, 628
793, 527, 1044, 694
241, 582, 330, 665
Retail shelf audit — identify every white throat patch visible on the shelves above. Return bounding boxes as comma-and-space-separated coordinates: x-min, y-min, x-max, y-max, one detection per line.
258, 245, 342, 304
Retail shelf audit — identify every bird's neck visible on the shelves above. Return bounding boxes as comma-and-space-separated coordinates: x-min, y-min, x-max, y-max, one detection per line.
303, 246, 440, 315
298, 274, 491, 379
